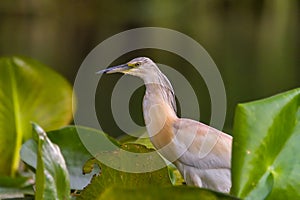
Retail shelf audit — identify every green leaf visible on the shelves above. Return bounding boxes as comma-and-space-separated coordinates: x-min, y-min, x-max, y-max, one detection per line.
98, 186, 239, 200
21, 126, 114, 190
231, 88, 300, 199
128, 137, 156, 149
0, 176, 32, 188
21, 123, 70, 200
0, 176, 34, 198
78, 143, 172, 200
168, 165, 185, 186
0, 186, 34, 200
121, 136, 185, 186
47, 126, 101, 190
0, 56, 73, 177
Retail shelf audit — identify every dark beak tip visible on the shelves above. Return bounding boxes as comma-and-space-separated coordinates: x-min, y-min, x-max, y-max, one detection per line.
96, 69, 107, 74
96, 64, 129, 75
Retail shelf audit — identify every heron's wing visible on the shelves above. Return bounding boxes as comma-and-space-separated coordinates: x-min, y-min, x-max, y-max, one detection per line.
172, 118, 232, 170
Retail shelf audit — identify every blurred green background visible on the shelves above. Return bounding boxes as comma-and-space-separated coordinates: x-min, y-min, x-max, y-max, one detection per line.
0, 0, 299, 135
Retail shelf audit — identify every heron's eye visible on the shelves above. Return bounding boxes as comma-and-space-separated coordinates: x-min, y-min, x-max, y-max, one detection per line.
134, 62, 141, 67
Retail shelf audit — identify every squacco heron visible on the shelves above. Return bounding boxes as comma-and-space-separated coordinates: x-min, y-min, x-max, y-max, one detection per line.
97, 57, 232, 193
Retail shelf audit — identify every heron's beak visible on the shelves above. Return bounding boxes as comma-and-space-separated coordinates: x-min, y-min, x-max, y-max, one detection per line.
96, 64, 131, 74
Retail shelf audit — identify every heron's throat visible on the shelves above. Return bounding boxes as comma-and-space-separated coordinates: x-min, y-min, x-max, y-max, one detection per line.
142, 83, 177, 137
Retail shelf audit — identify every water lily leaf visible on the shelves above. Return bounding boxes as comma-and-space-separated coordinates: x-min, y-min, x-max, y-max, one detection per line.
0, 56, 72, 177
168, 165, 185, 186
98, 186, 239, 200
21, 123, 70, 200
129, 137, 156, 149
231, 88, 300, 199
78, 143, 172, 200
47, 126, 101, 190
0, 186, 34, 200
0, 176, 32, 188
0, 176, 34, 198
21, 126, 113, 190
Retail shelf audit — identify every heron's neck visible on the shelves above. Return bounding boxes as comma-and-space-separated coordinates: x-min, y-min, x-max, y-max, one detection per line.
142, 75, 177, 137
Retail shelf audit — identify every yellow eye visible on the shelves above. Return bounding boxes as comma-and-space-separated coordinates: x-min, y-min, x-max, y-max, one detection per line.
134, 62, 141, 67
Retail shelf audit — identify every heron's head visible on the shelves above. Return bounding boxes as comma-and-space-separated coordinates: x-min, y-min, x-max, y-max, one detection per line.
97, 57, 158, 79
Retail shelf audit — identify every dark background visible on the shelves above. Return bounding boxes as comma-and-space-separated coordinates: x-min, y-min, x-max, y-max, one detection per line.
1, 0, 299, 136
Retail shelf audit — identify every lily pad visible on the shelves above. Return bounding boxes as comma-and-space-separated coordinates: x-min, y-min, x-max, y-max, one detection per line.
47, 126, 101, 190
98, 186, 239, 200
231, 88, 300, 199
0, 56, 73, 177
78, 143, 172, 200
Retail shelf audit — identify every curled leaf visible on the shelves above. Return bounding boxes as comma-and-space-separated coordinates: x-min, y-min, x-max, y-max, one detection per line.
21, 123, 70, 200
